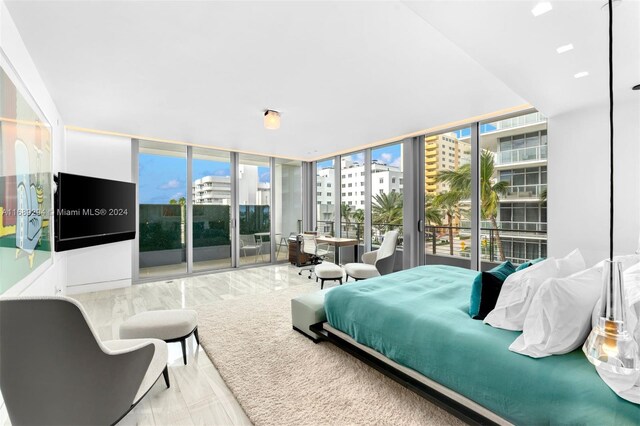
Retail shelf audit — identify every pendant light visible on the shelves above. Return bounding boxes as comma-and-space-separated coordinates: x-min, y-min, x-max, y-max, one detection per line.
582, 0, 640, 375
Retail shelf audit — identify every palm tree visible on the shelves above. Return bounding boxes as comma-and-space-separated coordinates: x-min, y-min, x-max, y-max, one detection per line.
437, 150, 509, 261
539, 188, 547, 206
425, 194, 443, 226
340, 202, 353, 237
352, 208, 365, 241
372, 191, 403, 238
434, 191, 464, 256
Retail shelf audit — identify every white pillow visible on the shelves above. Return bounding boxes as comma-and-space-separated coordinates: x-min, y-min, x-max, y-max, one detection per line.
510, 265, 602, 358
483, 259, 559, 331
484, 249, 585, 331
555, 248, 588, 277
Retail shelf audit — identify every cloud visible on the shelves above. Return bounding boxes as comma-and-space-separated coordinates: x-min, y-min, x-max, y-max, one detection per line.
213, 169, 230, 177
259, 171, 271, 183
348, 153, 364, 164
159, 179, 181, 189
378, 152, 393, 164
390, 157, 402, 168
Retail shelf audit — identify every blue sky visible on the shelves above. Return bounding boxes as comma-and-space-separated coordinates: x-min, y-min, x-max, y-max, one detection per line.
318, 143, 402, 170
139, 154, 269, 204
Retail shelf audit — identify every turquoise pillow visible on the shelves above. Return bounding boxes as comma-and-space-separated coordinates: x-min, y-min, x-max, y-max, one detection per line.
515, 257, 545, 271
469, 261, 516, 320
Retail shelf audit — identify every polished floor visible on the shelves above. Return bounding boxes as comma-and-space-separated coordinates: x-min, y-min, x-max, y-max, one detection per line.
0, 264, 323, 426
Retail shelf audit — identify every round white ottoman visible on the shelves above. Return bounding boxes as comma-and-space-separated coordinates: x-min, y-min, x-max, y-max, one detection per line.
314, 262, 344, 289
120, 310, 198, 365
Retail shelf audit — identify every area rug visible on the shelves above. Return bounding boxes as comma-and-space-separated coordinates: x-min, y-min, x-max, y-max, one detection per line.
195, 284, 461, 426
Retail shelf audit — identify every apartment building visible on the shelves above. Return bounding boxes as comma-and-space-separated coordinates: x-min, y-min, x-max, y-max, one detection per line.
425, 133, 471, 195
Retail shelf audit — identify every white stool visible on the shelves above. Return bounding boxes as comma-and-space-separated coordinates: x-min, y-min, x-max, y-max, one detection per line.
120, 310, 198, 365
314, 262, 344, 289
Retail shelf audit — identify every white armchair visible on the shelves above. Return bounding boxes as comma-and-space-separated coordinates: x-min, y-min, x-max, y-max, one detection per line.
344, 230, 399, 281
0, 296, 169, 425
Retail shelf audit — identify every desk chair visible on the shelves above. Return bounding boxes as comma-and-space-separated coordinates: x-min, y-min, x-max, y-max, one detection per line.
298, 234, 330, 279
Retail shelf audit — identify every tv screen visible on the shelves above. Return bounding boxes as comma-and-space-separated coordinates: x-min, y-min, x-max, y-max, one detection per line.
55, 173, 136, 251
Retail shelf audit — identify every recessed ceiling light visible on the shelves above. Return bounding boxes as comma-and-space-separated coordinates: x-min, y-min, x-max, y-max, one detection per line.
574, 71, 589, 79
263, 110, 281, 130
556, 43, 574, 54
633, 84, 640, 91
531, 2, 553, 17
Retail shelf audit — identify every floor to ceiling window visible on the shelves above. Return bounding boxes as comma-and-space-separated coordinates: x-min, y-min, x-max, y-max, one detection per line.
238, 154, 271, 265
424, 128, 472, 266
316, 159, 336, 236
371, 144, 403, 249
340, 152, 365, 243
479, 111, 548, 267
274, 158, 302, 262
138, 141, 187, 278
192, 148, 232, 272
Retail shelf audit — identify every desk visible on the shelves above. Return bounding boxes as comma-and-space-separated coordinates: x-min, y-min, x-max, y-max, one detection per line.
316, 237, 359, 265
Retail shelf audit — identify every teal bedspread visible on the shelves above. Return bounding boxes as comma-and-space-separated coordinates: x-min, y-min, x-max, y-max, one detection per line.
324, 265, 640, 425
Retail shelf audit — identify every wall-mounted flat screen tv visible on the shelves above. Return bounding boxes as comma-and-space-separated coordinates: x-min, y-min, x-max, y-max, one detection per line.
55, 173, 136, 251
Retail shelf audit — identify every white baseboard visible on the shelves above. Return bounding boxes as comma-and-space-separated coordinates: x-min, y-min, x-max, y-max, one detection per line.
65, 278, 131, 295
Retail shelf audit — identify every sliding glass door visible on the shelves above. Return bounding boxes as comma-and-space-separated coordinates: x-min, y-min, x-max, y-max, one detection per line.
138, 141, 187, 279
423, 128, 472, 268
274, 159, 302, 262
192, 148, 232, 271
479, 112, 548, 269
238, 154, 271, 265
371, 144, 403, 250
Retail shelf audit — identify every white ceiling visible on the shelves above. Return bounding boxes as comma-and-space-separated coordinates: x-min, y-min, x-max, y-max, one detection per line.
5, 1, 637, 159
404, 0, 640, 118
4, 0, 525, 159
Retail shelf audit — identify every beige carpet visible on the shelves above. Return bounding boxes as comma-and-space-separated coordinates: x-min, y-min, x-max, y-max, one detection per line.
195, 284, 462, 426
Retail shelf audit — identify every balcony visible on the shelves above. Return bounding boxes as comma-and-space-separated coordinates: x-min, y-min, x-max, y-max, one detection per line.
425, 163, 438, 171
497, 145, 547, 166
503, 184, 547, 200
425, 224, 546, 265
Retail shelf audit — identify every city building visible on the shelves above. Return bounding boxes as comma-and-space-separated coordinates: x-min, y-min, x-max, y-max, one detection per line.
192, 165, 271, 206
459, 112, 548, 264
425, 133, 470, 195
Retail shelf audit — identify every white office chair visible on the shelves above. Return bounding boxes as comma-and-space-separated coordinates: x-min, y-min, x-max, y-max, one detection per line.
344, 230, 399, 281
298, 234, 330, 279
240, 234, 262, 262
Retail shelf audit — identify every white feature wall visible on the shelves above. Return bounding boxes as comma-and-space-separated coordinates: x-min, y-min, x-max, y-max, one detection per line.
548, 99, 640, 266
0, 0, 65, 297
63, 130, 134, 294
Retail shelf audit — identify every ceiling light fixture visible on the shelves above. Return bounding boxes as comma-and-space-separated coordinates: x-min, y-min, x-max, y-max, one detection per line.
556, 43, 574, 54
531, 2, 553, 17
264, 110, 281, 130
574, 71, 590, 79
633, 84, 640, 90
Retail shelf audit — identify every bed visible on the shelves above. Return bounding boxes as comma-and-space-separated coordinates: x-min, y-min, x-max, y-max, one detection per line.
319, 265, 640, 425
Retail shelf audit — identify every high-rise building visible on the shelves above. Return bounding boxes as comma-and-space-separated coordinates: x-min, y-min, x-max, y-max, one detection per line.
425, 133, 470, 195
192, 165, 270, 206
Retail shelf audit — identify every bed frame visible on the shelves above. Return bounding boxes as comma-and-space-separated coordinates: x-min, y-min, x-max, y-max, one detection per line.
309, 322, 512, 426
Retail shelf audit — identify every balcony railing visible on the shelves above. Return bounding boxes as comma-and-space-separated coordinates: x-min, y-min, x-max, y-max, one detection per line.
425, 225, 546, 264
497, 145, 547, 165
504, 184, 547, 199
